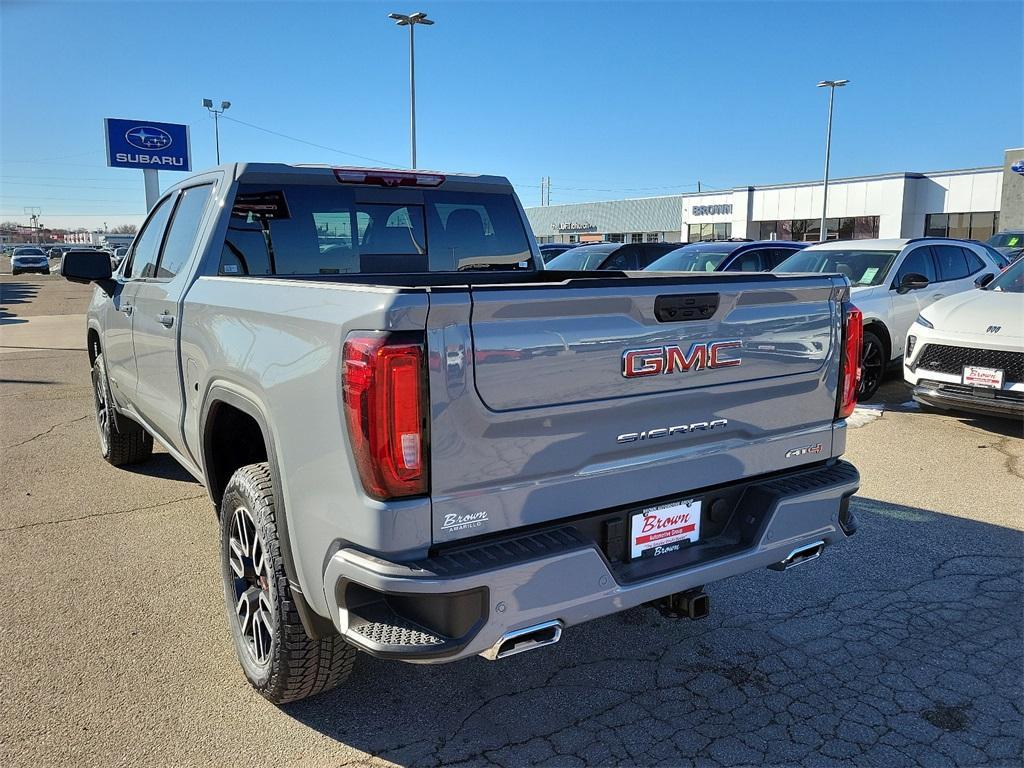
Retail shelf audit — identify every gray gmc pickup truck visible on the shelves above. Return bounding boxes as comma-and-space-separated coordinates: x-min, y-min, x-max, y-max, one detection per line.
62, 164, 862, 704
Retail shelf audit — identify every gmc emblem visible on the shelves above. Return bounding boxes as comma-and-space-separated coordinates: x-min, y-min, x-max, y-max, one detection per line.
622, 340, 742, 378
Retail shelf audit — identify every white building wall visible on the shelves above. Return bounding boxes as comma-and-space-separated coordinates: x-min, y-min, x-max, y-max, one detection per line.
525, 165, 1004, 243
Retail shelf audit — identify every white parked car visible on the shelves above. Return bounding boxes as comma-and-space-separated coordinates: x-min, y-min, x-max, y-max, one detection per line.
774, 238, 1003, 400
904, 257, 1023, 419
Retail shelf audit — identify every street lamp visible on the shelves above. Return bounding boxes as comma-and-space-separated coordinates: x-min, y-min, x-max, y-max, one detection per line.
816, 79, 849, 242
388, 11, 434, 169
202, 98, 232, 164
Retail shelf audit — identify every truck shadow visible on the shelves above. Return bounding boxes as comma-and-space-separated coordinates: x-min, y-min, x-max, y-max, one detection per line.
122, 452, 200, 483
0, 282, 41, 324
282, 497, 1022, 767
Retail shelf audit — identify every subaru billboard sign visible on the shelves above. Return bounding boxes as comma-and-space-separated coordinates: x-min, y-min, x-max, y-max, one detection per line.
104, 118, 191, 171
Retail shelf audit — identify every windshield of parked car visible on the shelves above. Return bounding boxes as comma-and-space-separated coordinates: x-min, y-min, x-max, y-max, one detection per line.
218, 183, 535, 275
988, 258, 1024, 293
546, 244, 617, 270
987, 232, 1022, 249
773, 247, 899, 286
15, 247, 45, 256
645, 244, 734, 271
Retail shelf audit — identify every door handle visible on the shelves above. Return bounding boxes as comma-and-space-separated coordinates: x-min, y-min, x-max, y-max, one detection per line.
122, 304, 133, 317
158, 312, 174, 328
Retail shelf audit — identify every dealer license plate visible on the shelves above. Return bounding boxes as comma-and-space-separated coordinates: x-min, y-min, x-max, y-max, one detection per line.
630, 499, 701, 560
962, 365, 1003, 389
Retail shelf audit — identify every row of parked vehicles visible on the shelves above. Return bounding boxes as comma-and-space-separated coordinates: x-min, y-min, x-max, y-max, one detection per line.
544, 235, 1021, 409
8, 244, 128, 275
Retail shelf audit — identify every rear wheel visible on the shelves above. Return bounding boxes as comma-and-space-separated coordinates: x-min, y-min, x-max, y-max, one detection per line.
91, 352, 153, 465
857, 329, 886, 401
220, 462, 355, 704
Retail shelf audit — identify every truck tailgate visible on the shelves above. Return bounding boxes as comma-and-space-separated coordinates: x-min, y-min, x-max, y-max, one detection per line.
426, 274, 845, 544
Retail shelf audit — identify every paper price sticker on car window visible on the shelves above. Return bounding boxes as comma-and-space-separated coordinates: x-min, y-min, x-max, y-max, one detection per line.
860, 267, 879, 283
630, 499, 701, 559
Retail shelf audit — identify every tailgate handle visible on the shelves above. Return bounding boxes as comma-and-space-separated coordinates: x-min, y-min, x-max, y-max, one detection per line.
654, 293, 719, 322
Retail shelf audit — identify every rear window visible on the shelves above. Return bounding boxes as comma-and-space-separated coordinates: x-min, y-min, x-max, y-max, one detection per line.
219, 184, 533, 276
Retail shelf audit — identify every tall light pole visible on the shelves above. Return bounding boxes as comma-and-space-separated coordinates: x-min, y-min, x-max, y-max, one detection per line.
202, 99, 231, 164
817, 79, 848, 241
388, 11, 434, 169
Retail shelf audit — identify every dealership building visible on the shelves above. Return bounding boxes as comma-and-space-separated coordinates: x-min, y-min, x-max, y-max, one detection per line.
526, 149, 1023, 246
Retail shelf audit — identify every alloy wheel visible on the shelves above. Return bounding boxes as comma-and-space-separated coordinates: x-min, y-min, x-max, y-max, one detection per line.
859, 336, 884, 399
92, 367, 110, 455
228, 506, 274, 666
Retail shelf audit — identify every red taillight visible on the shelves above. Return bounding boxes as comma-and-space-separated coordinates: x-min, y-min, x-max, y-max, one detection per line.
342, 333, 427, 499
332, 168, 445, 187
837, 304, 863, 420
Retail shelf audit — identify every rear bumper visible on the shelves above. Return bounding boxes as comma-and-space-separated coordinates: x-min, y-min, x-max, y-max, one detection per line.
912, 381, 1024, 419
322, 460, 860, 663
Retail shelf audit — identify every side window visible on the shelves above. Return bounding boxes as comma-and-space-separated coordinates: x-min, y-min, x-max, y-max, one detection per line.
964, 249, 986, 274
727, 249, 764, 272
932, 244, 971, 282
894, 247, 936, 286
153, 185, 213, 279
124, 195, 175, 279
601, 248, 637, 270
766, 248, 798, 269
636, 245, 668, 268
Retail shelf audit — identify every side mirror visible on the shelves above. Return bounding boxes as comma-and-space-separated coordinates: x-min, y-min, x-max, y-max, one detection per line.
61, 250, 114, 293
897, 272, 929, 294
974, 272, 995, 288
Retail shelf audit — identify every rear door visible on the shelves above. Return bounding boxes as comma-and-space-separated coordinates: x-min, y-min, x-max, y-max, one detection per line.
427, 274, 843, 544
131, 183, 216, 453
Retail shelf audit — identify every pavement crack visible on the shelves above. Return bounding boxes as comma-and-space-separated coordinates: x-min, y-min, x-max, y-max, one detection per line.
0, 493, 207, 532
2, 414, 90, 448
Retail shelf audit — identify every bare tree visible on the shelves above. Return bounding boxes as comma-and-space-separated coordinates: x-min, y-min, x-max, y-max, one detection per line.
111, 224, 138, 234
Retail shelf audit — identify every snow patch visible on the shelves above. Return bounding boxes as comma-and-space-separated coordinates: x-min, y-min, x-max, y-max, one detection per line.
847, 403, 885, 428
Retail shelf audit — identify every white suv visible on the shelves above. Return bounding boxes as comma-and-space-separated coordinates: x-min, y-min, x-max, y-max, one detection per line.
774, 238, 1003, 400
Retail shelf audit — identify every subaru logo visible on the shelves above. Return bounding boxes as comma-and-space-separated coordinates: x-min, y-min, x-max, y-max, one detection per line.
125, 126, 172, 151
986, 326, 1002, 334
1012, 159, 1024, 177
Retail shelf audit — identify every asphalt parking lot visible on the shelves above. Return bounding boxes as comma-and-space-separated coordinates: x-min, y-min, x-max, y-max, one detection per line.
1, 269, 1022, 768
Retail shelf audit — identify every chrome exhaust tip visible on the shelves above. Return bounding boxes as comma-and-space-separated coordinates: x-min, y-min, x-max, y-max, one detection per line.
769, 540, 825, 571
482, 620, 563, 661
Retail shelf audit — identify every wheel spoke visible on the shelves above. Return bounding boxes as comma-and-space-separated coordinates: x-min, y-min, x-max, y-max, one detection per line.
227, 504, 274, 667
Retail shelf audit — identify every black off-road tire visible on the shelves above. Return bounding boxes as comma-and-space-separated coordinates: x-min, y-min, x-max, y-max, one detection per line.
91, 352, 153, 466
857, 329, 887, 402
220, 462, 355, 704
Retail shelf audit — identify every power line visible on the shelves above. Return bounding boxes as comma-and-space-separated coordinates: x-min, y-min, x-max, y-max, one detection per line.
0, 195, 142, 204
0, 175, 139, 184
220, 115, 403, 168
0, 181, 143, 192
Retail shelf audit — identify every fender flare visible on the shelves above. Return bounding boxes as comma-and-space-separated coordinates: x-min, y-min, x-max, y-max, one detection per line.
200, 382, 334, 637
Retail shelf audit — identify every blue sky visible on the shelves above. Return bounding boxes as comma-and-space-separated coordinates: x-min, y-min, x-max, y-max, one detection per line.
2, 0, 1021, 229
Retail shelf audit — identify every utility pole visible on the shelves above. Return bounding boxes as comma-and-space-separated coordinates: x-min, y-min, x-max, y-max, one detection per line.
24, 207, 41, 243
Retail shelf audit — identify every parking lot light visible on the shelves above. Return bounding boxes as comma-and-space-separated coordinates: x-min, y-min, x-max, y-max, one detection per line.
388, 11, 434, 169
817, 79, 849, 242
201, 98, 231, 164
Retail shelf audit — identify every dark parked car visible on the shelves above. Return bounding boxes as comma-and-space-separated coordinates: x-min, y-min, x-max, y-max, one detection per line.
645, 240, 809, 273
987, 230, 1023, 263
538, 243, 582, 263
545, 241, 681, 271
